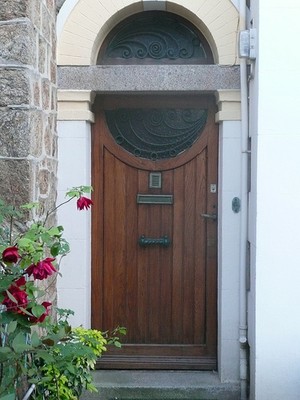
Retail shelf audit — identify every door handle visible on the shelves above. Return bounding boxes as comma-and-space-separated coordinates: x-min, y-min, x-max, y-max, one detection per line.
139, 235, 171, 248
201, 213, 217, 221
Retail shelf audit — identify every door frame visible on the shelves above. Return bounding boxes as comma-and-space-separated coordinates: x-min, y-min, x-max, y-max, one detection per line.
91, 94, 218, 369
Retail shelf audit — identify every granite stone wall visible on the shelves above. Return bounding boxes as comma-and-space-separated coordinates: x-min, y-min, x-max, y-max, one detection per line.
0, 0, 57, 216
0, 0, 57, 304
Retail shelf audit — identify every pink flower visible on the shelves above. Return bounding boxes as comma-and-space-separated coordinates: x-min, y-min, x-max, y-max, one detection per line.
2, 246, 20, 263
2, 277, 28, 313
77, 196, 93, 210
26, 257, 57, 280
29, 301, 52, 323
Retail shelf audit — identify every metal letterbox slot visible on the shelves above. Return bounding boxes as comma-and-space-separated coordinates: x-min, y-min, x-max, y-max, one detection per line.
137, 194, 173, 205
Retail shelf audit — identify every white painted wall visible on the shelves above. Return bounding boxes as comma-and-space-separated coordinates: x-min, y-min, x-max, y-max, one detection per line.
57, 121, 92, 328
248, 0, 300, 398
218, 120, 242, 383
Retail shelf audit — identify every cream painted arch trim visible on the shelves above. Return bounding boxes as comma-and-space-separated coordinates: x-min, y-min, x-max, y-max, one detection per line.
58, 0, 239, 66
216, 90, 241, 122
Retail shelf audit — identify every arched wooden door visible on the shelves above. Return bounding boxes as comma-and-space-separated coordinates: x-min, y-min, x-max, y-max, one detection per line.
91, 95, 218, 369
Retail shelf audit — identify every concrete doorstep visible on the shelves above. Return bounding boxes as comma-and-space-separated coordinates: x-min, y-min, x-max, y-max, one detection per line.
82, 371, 240, 400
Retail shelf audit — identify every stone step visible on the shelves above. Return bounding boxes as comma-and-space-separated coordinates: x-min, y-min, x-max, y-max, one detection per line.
82, 371, 240, 400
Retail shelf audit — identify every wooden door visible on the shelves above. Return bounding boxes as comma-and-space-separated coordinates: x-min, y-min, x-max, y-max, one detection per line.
92, 96, 218, 369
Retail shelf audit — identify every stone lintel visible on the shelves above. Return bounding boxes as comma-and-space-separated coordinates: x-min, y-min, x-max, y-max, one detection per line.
58, 65, 240, 93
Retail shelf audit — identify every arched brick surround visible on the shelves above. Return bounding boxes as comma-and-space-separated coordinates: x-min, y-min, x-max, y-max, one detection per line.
58, 0, 239, 65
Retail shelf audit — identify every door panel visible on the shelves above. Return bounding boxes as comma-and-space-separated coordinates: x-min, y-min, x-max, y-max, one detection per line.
92, 96, 218, 369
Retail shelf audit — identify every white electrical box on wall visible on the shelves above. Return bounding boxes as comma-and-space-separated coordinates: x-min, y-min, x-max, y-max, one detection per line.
239, 28, 257, 60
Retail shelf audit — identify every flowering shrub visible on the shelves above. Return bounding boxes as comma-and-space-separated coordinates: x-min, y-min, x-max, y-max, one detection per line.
0, 186, 125, 399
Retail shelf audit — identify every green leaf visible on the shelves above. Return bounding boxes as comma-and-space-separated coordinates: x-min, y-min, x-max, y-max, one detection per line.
5, 290, 18, 304
0, 276, 15, 292
0, 347, 12, 361
58, 239, 70, 255
0, 347, 12, 353
12, 332, 32, 353
35, 350, 55, 363
42, 338, 55, 347
86, 383, 98, 393
50, 242, 60, 257
0, 310, 25, 325
19, 307, 33, 317
31, 304, 46, 318
66, 364, 76, 374
30, 331, 41, 347
47, 227, 62, 237
66, 190, 78, 198
7, 320, 17, 334
80, 185, 93, 193
118, 327, 127, 335
20, 202, 39, 210
27, 368, 38, 377
41, 232, 51, 243
18, 237, 35, 252
0, 392, 15, 400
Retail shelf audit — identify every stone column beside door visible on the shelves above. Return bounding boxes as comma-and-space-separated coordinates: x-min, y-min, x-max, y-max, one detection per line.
0, 0, 57, 302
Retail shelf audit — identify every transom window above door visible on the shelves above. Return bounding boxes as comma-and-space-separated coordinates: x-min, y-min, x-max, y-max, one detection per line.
97, 11, 214, 64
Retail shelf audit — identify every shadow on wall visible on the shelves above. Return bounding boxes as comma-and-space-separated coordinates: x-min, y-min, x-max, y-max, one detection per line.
56, 0, 67, 13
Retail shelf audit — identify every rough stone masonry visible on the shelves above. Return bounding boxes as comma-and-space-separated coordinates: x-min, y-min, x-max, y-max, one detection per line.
0, 0, 58, 303
0, 0, 57, 213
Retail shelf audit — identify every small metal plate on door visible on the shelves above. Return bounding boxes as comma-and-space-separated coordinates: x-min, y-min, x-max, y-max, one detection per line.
149, 172, 162, 189
137, 194, 173, 205
210, 184, 217, 193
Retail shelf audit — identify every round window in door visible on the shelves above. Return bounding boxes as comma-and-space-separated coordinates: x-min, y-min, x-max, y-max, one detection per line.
105, 108, 208, 160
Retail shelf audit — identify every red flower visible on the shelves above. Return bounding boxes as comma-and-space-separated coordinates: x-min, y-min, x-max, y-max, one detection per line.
26, 257, 57, 280
15, 276, 26, 287
2, 246, 20, 263
29, 301, 52, 323
2, 277, 28, 313
77, 196, 93, 210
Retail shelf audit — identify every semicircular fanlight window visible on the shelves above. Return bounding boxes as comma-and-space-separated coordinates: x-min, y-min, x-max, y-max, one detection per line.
98, 11, 213, 64
105, 108, 208, 160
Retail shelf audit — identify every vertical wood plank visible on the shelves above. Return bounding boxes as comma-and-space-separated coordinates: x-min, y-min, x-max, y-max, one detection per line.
125, 165, 139, 343
172, 165, 184, 343
111, 157, 128, 329
137, 170, 149, 342
194, 150, 208, 343
103, 149, 116, 331
159, 170, 173, 342
91, 113, 104, 330
182, 160, 196, 344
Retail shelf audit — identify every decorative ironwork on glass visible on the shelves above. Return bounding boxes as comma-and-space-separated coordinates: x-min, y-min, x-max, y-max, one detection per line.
105, 108, 208, 160
101, 12, 213, 63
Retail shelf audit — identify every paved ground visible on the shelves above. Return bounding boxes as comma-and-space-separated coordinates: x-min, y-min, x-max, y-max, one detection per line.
82, 370, 241, 400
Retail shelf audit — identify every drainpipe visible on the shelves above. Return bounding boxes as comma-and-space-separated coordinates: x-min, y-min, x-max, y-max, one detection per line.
22, 384, 36, 400
239, 0, 249, 399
